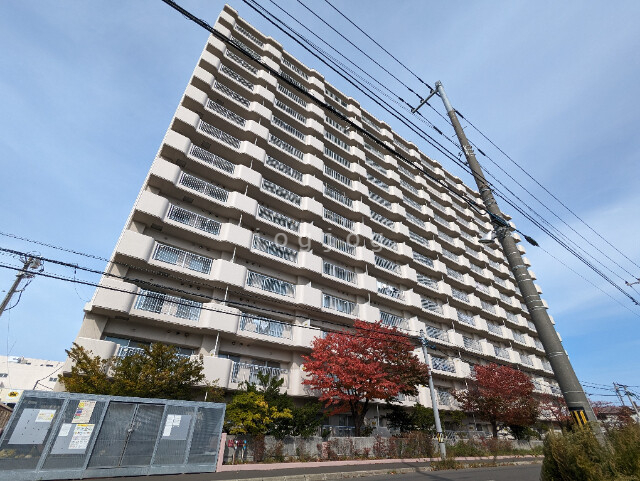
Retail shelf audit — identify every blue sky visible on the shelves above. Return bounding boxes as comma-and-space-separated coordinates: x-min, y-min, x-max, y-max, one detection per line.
1, 1, 639, 402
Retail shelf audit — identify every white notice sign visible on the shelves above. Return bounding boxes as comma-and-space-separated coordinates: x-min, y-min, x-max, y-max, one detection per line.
35, 409, 56, 423
162, 414, 182, 437
59, 423, 72, 437
68, 424, 94, 451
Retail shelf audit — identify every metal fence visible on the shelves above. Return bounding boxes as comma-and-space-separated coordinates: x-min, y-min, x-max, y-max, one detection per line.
0, 391, 225, 480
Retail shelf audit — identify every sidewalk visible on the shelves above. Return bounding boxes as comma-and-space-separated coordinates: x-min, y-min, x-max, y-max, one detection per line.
96, 455, 543, 481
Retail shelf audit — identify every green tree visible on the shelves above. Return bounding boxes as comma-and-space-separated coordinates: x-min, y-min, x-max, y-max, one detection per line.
60, 342, 214, 401
385, 403, 435, 433
224, 390, 292, 435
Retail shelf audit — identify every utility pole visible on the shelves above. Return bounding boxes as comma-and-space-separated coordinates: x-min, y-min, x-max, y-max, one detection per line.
419, 330, 446, 458
613, 382, 627, 407
0, 255, 42, 318
620, 384, 640, 420
413, 80, 606, 445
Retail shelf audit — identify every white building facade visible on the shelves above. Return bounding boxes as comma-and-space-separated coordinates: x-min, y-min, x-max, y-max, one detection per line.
66, 5, 561, 429
0, 355, 64, 406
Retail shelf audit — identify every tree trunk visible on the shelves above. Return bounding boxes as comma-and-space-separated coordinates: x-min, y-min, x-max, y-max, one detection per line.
491, 420, 498, 438
351, 400, 368, 437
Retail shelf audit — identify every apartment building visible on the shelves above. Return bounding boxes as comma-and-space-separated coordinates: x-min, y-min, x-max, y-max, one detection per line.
0, 355, 65, 406
66, 5, 561, 429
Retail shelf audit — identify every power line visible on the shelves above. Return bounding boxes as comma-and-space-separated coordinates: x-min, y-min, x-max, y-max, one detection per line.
237, 0, 639, 307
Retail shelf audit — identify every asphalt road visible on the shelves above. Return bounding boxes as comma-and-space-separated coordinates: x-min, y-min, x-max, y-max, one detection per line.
355, 464, 542, 480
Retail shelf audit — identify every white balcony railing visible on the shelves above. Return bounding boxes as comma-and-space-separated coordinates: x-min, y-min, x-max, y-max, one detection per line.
377, 280, 404, 300
371, 210, 395, 228
417, 274, 438, 290
197, 119, 241, 149
272, 116, 305, 141
324, 208, 354, 230
239, 312, 292, 339
323, 233, 356, 255
487, 321, 503, 336
252, 235, 298, 263
134, 289, 202, 321
421, 297, 442, 314
364, 142, 383, 160
373, 232, 398, 251
432, 357, 456, 373
463, 336, 481, 352
152, 243, 212, 274
494, 346, 510, 360
274, 98, 307, 124
206, 99, 246, 126
400, 179, 418, 195
324, 146, 350, 168
214, 80, 250, 108
277, 82, 307, 107
189, 145, 235, 174
409, 231, 429, 247
457, 311, 476, 326
375, 255, 400, 274
179, 173, 229, 203
257, 204, 300, 232
451, 288, 470, 303
426, 325, 448, 342
265, 155, 303, 182
324, 183, 353, 207
246, 271, 295, 297
167, 205, 221, 236
262, 178, 301, 205
269, 134, 303, 160
324, 165, 352, 187
380, 311, 408, 330
367, 173, 389, 191
446, 267, 464, 281
225, 48, 258, 75
323, 261, 356, 284
406, 212, 424, 227
323, 293, 357, 315
414, 252, 434, 267
234, 24, 264, 47
231, 361, 289, 387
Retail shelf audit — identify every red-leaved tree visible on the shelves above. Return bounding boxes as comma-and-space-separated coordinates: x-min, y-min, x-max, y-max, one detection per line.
538, 393, 572, 430
453, 363, 539, 438
302, 320, 430, 436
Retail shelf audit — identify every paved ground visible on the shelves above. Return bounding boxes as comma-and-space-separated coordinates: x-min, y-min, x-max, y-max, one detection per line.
87, 459, 542, 481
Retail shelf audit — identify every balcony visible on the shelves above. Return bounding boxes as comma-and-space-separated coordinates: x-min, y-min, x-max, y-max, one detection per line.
246, 270, 295, 297
426, 325, 448, 343
261, 178, 301, 205
179, 172, 229, 203
272, 116, 305, 141
380, 311, 408, 330
231, 361, 289, 388
252, 234, 299, 263
463, 336, 482, 353
417, 274, 438, 290
365, 157, 386, 174
229, 35, 262, 61
375, 255, 400, 274
397, 164, 415, 180
323, 233, 356, 255
324, 165, 352, 187
487, 321, 503, 336
197, 119, 241, 150
361, 115, 381, 133
265, 155, 303, 182
481, 300, 496, 314
367, 173, 389, 192
456, 311, 476, 327
404, 195, 422, 211
269, 133, 303, 160
373, 232, 398, 251
413, 252, 435, 267
421, 297, 442, 314
166, 204, 221, 236
282, 56, 309, 80
446, 267, 464, 282
277, 82, 307, 107
279, 70, 307, 93
152, 243, 213, 274
257, 204, 300, 232
324, 208, 354, 230
369, 192, 392, 209
406, 212, 425, 228
323, 293, 358, 316
188, 144, 235, 174
451, 288, 470, 303
325, 131, 350, 153
377, 280, 404, 300
432, 357, 456, 374
206, 99, 246, 127
324, 146, 350, 168
409, 231, 429, 247
325, 115, 349, 134
274, 98, 307, 124
239, 312, 292, 339
225, 48, 258, 75
520, 353, 533, 367
213, 79, 250, 108
324, 183, 353, 207
441, 248, 459, 262
371, 210, 395, 228
134, 289, 202, 321
323, 261, 356, 284
364, 142, 384, 160
494, 345, 510, 360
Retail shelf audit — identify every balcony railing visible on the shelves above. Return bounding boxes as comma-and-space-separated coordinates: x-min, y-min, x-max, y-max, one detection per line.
413, 252, 434, 267
432, 357, 456, 373
437, 390, 454, 406
367, 174, 389, 191
406, 212, 424, 227
282, 56, 309, 80
279, 70, 307, 92
325, 115, 349, 134
324, 208, 354, 230
323, 261, 356, 284
225, 48, 258, 75
323, 233, 355, 255
499, 292, 512, 304
542, 360, 553, 372
451, 288, 470, 303
323, 293, 357, 315
505, 311, 519, 323
361, 115, 381, 132
272, 116, 305, 141
421, 297, 442, 314
179, 173, 229, 203
481, 300, 496, 314
520, 353, 533, 366
189, 145, 235, 176
457, 311, 476, 326
231, 361, 289, 387
426, 325, 448, 342
229, 36, 262, 61
371, 210, 395, 228
325, 88, 348, 107
370, 192, 392, 210
463, 336, 481, 352
206, 99, 246, 126
441, 248, 459, 262
324, 146, 350, 168
257, 204, 299, 232
246, 271, 295, 297
325, 131, 350, 152
234, 24, 264, 47
373, 232, 397, 251
252, 235, 298, 263
493, 346, 510, 360
324, 183, 353, 207
363, 142, 383, 160
274, 98, 306, 124
219, 64, 254, 91
417, 274, 438, 290
409, 231, 429, 247
135, 289, 202, 321
400, 180, 419, 196
470, 263, 484, 275
265, 155, 303, 182
365, 157, 386, 174
512, 331, 526, 344
397, 164, 415, 180
153, 243, 212, 274
377, 281, 404, 300
269, 134, 304, 160
487, 321, 503, 336
380, 311, 408, 330
534, 339, 544, 351
197, 120, 241, 149
404, 195, 421, 211
277, 83, 307, 107
446, 267, 464, 281
239, 312, 292, 339
116, 345, 192, 360
324, 165, 352, 187
393, 139, 410, 154
440, 231, 455, 244
262, 178, 301, 205
167, 205, 221, 236
375, 255, 400, 273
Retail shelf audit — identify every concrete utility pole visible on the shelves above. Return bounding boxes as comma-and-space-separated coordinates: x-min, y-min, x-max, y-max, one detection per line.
419, 330, 446, 458
613, 382, 627, 407
415, 80, 606, 445
0, 256, 42, 318
621, 385, 640, 420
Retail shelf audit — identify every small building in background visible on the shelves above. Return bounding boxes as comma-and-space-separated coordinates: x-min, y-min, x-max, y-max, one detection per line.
0, 355, 64, 408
